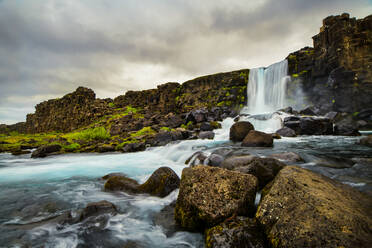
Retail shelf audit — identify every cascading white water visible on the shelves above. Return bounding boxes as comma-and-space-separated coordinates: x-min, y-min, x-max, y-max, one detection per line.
240, 60, 291, 132
246, 60, 290, 114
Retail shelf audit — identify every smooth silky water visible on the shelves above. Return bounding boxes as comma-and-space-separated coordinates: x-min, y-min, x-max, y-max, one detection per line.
1, 60, 371, 247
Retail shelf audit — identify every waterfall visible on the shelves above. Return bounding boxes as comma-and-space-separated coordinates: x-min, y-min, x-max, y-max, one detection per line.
246, 60, 290, 114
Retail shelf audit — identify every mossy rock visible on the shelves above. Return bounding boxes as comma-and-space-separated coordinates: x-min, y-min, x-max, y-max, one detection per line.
256, 166, 372, 248
104, 175, 140, 194
138, 167, 180, 197
205, 216, 267, 248
175, 166, 258, 231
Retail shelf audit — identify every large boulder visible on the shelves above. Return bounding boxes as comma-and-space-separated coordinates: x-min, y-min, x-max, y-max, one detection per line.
221, 155, 285, 189
31, 144, 62, 158
205, 217, 267, 248
104, 175, 140, 193
138, 167, 180, 197
242, 130, 273, 147
275, 127, 296, 137
283, 116, 333, 135
230, 121, 255, 142
256, 166, 372, 248
359, 135, 372, 147
175, 166, 258, 231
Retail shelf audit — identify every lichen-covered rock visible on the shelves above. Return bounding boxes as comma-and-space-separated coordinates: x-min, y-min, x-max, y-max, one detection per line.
175, 166, 258, 231
230, 121, 255, 142
138, 167, 180, 197
359, 135, 372, 147
205, 217, 267, 248
256, 166, 372, 248
242, 130, 273, 147
31, 144, 62, 158
104, 175, 140, 193
221, 155, 285, 189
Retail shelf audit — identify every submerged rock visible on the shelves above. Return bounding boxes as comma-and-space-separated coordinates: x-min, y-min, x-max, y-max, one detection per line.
80, 200, 117, 221
153, 202, 180, 236
31, 144, 62, 158
175, 166, 258, 231
269, 152, 303, 163
256, 166, 372, 248
205, 217, 267, 248
275, 127, 296, 137
138, 167, 180, 197
241, 130, 273, 147
185, 151, 208, 166
230, 121, 255, 142
221, 155, 285, 189
359, 135, 372, 147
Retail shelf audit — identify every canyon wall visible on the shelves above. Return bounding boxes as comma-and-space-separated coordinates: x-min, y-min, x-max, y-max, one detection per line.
287, 13, 372, 116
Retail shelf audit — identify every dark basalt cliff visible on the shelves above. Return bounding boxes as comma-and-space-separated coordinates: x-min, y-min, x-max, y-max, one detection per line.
287, 13, 372, 115
10, 70, 248, 134
24, 87, 111, 133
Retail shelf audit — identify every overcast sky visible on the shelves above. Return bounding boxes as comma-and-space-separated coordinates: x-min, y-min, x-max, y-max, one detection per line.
0, 0, 371, 124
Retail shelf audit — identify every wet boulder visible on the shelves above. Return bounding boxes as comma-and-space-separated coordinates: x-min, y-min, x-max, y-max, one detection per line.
206, 154, 224, 167
185, 151, 208, 166
205, 217, 267, 248
241, 130, 273, 147
269, 152, 303, 163
299, 106, 318, 116
122, 142, 146, 153
334, 121, 361, 136
198, 131, 215, 140
359, 135, 372, 147
31, 144, 62, 158
229, 121, 255, 142
102, 172, 127, 180
200, 122, 214, 131
175, 166, 258, 231
138, 167, 180, 197
283, 116, 333, 135
104, 175, 140, 193
221, 155, 285, 189
299, 117, 333, 135
153, 202, 180, 236
275, 127, 296, 137
256, 166, 372, 248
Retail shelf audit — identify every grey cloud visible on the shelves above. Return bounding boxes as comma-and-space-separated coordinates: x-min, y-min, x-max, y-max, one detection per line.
0, 0, 371, 124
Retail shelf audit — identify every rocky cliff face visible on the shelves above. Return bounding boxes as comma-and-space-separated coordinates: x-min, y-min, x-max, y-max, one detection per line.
287, 13, 372, 116
8, 70, 248, 134
24, 87, 111, 133
113, 69, 248, 114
